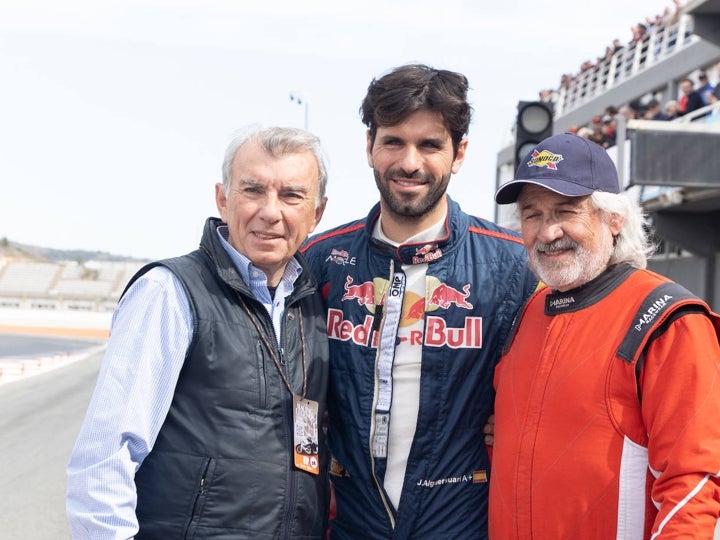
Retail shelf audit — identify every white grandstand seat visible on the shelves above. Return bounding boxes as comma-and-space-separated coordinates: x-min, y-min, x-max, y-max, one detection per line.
0, 262, 60, 296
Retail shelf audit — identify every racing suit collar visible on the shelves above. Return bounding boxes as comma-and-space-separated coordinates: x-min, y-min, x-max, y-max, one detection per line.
363, 196, 460, 266
544, 263, 635, 315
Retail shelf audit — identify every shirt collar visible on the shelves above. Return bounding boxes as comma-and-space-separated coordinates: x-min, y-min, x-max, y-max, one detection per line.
215, 225, 302, 287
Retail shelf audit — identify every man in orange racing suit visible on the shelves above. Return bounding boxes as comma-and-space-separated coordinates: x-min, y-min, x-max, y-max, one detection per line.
490, 133, 720, 538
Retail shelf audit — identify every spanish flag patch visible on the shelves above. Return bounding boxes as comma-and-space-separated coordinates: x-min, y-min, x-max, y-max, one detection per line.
472, 470, 488, 483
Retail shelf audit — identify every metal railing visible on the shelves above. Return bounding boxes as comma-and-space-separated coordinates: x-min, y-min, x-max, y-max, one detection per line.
556, 15, 696, 116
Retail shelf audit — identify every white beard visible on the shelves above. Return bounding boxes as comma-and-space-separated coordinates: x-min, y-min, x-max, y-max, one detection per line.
528, 229, 614, 291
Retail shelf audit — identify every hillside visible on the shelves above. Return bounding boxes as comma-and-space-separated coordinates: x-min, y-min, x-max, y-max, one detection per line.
0, 237, 148, 263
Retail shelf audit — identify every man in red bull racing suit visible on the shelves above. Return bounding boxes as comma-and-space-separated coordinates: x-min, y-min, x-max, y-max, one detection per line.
302, 64, 538, 539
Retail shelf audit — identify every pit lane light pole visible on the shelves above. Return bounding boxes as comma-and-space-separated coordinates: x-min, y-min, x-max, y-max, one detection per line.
289, 93, 309, 130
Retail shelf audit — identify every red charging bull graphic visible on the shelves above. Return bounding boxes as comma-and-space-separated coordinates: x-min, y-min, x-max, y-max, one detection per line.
428, 283, 473, 310
341, 276, 376, 306
406, 297, 426, 320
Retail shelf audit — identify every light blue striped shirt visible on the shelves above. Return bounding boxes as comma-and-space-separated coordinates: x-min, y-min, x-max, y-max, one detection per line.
66, 225, 302, 539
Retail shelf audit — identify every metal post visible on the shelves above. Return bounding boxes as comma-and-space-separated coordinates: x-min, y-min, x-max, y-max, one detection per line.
616, 113, 627, 189
289, 94, 309, 130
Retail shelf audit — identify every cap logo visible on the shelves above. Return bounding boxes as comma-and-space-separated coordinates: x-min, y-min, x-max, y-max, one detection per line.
527, 149, 563, 171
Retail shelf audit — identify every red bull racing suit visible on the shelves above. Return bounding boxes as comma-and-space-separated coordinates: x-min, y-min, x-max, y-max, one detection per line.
302, 197, 537, 539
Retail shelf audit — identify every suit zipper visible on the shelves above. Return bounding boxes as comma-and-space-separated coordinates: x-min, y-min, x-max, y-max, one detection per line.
368, 260, 396, 529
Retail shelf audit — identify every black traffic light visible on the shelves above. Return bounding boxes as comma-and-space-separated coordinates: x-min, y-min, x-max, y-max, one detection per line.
515, 101, 554, 169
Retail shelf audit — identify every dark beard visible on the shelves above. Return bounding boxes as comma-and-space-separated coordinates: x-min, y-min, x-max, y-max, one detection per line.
373, 167, 450, 221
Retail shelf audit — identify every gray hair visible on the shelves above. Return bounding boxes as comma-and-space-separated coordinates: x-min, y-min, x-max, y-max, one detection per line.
590, 190, 655, 269
221, 126, 328, 209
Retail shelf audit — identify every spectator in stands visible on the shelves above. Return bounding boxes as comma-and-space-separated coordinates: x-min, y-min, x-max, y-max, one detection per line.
707, 64, 720, 104
599, 45, 615, 64
577, 126, 594, 139
711, 86, 720, 105
630, 23, 647, 44
539, 88, 555, 102
587, 117, 605, 146
644, 98, 668, 120
666, 0, 684, 26
662, 0, 685, 51
697, 71, 714, 105
600, 115, 616, 148
646, 12, 663, 29
66, 126, 331, 538
664, 99, 681, 120
579, 60, 595, 74
646, 1, 682, 30
560, 73, 574, 91
678, 77, 704, 116
622, 101, 642, 120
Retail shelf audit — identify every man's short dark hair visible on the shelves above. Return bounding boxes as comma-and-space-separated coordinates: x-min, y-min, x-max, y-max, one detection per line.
360, 64, 473, 156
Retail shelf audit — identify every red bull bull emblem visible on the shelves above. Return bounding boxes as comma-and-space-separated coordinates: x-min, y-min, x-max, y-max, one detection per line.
412, 243, 443, 264
341, 276, 376, 306
428, 283, 473, 309
527, 149, 563, 171
406, 297, 425, 320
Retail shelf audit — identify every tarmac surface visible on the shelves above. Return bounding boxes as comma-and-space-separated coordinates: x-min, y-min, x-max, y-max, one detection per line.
0, 309, 108, 538
0, 346, 103, 539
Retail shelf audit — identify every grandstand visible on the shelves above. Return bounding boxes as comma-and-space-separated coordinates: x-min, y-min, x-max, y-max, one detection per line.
495, 0, 720, 310
0, 254, 146, 313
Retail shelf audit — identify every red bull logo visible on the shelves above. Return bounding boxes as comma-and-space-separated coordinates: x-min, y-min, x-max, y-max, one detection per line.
341, 276, 376, 306
415, 243, 437, 256
527, 149, 563, 171
406, 297, 425, 320
327, 309, 481, 348
333, 275, 481, 348
428, 283, 473, 310
326, 248, 356, 266
412, 243, 443, 264
340, 276, 474, 318
425, 316, 482, 348
327, 310, 380, 347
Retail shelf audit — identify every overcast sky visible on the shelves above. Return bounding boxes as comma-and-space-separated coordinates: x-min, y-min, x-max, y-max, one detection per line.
1, 0, 678, 260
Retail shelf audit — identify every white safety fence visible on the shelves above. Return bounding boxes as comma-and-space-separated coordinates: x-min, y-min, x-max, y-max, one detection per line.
0, 343, 106, 386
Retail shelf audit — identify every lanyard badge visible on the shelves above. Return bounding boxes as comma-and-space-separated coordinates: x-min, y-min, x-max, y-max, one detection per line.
293, 393, 320, 475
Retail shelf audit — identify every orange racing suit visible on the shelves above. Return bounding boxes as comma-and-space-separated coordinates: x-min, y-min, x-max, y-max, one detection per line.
490, 264, 720, 539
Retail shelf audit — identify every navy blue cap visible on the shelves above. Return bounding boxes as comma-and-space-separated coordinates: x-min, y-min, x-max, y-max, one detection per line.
495, 133, 620, 204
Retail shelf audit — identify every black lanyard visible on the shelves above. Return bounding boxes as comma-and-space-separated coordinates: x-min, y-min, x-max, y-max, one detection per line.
237, 292, 307, 399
